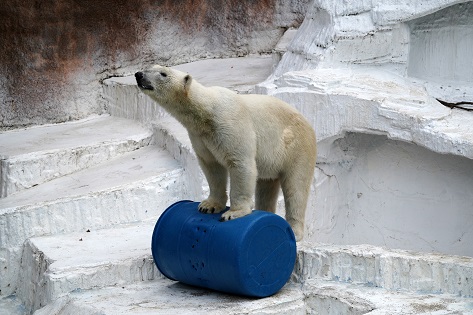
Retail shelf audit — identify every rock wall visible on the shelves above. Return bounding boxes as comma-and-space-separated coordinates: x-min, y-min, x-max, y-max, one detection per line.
0, 0, 309, 129
274, 0, 471, 85
408, 2, 473, 103
258, 0, 473, 256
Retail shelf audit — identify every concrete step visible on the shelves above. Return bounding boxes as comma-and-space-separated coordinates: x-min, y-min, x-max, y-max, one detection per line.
152, 116, 205, 200
0, 145, 182, 247
301, 279, 473, 315
34, 279, 305, 315
18, 220, 162, 313
0, 145, 184, 296
0, 115, 152, 198
32, 277, 473, 315
19, 228, 473, 314
295, 243, 473, 298
102, 54, 274, 125
0, 294, 26, 315
172, 55, 274, 94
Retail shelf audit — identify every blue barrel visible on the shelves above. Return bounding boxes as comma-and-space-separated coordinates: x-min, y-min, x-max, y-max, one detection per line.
151, 200, 296, 297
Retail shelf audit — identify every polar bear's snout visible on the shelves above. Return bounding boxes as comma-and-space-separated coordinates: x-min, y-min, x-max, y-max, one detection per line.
135, 72, 153, 91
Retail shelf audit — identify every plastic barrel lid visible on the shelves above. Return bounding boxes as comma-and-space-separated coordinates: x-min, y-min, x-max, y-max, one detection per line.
234, 213, 296, 296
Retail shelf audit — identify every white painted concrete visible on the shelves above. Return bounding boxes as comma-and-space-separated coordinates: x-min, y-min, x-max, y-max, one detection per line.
102, 55, 274, 127
152, 117, 206, 202
21, 232, 473, 313
296, 243, 473, 297
0, 295, 26, 315
407, 2, 473, 103
0, 115, 152, 197
32, 277, 473, 315
18, 221, 161, 312
274, 0, 471, 76
34, 280, 306, 315
303, 279, 473, 315
173, 55, 274, 94
315, 133, 473, 256
102, 78, 168, 127
0, 142, 184, 297
258, 66, 473, 257
257, 0, 473, 258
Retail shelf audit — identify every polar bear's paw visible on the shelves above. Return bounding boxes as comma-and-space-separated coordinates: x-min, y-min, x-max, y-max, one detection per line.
198, 198, 226, 214
219, 207, 252, 222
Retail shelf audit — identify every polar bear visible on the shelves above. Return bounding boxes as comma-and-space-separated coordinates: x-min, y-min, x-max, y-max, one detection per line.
135, 65, 316, 240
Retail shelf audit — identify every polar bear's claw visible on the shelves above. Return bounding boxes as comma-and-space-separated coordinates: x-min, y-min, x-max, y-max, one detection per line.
199, 207, 216, 214
219, 208, 251, 222
198, 199, 226, 214
198, 205, 213, 213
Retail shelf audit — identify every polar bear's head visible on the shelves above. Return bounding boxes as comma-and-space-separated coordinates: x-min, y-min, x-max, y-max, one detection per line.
135, 65, 192, 104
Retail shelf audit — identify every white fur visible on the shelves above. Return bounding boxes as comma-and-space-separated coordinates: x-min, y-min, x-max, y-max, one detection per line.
136, 65, 316, 240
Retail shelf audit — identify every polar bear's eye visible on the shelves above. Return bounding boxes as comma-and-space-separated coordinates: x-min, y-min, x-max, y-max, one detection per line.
160, 72, 167, 77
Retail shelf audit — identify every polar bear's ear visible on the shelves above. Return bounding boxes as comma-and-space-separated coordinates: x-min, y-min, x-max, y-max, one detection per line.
184, 74, 192, 94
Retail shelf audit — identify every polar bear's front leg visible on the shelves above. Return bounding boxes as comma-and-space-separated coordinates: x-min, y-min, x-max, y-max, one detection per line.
197, 157, 228, 214
220, 159, 256, 221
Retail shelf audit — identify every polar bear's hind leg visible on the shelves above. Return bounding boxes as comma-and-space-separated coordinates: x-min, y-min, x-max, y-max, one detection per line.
255, 178, 280, 213
281, 165, 313, 241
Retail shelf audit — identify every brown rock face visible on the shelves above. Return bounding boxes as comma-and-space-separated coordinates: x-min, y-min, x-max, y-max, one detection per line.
0, 0, 152, 127
0, 0, 307, 129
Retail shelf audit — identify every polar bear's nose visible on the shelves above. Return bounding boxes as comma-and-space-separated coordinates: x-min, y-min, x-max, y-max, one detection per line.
135, 72, 154, 90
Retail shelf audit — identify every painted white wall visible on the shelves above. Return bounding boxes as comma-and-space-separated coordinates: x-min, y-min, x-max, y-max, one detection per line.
311, 133, 473, 257
259, 0, 473, 257
408, 2, 473, 103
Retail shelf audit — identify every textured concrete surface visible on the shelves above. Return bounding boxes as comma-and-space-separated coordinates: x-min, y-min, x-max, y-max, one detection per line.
31, 278, 473, 315
295, 243, 473, 297
34, 280, 306, 315
0, 126, 184, 297
257, 0, 473, 257
18, 229, 473, 313
103, 55, 275, 126
0, 115, 152, 197
257, 68, 473, 256
18, 221, 160, 312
